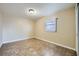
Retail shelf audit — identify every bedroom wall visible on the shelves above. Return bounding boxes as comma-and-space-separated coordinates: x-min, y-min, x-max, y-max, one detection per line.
35, 7, 76, 50
3, 16, 35, 43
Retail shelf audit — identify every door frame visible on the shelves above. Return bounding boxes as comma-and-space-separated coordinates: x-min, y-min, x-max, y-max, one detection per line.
76, 3, 79, 55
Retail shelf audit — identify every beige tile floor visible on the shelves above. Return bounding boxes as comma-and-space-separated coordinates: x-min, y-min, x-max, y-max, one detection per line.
0, 38, 77, 56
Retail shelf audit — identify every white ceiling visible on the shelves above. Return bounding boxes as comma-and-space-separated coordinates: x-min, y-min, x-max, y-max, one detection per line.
0, 3, 75, 20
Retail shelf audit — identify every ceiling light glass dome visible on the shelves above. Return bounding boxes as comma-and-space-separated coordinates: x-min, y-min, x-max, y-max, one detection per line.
25, 8, 37, 16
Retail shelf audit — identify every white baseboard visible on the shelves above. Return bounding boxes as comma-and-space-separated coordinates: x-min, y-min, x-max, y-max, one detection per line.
3, 37, 33, 44
36, 37, 76, 51
2, 37, 76, 51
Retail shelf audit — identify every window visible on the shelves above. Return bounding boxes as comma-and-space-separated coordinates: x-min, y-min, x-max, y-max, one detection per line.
45, 18, 57, 32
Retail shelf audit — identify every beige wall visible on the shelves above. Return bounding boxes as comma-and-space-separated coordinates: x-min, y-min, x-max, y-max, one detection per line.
3, 16, 35, 43
35, 7, 76, 50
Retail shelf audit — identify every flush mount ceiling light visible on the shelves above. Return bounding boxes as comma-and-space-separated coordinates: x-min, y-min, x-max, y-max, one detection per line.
25, 8, 37, 16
